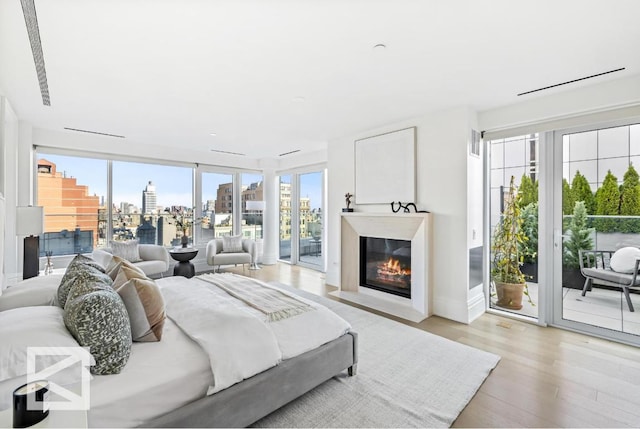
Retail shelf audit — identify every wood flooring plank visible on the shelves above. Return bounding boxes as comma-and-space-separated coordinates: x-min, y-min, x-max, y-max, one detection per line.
452, 391, 557, 428
222, 262, 640, 428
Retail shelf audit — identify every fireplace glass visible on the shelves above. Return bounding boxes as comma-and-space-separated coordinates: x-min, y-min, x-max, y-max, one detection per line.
360, 236, 411, 298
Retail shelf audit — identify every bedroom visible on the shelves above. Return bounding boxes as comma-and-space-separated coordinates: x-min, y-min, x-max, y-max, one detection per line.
2, 0, 640, 427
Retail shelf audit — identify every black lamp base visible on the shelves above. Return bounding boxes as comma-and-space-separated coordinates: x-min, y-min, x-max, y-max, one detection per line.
23, 235, 40, 280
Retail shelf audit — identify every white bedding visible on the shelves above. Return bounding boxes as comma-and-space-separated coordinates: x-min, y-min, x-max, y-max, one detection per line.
88, 317, 211, 428
0, 274, 351, 428
161, 274, 352, 394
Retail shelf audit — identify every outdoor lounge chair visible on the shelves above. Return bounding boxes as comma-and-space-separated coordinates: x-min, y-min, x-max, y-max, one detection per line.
579, 249, 640, 312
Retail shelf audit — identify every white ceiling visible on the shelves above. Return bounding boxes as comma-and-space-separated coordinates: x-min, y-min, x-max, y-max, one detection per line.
1, 0, 640, 160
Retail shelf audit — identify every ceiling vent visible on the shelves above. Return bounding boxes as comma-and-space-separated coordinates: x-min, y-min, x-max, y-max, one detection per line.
210, 149, 246, 156
517, 67, 625, 96
279, 149, 301, 157
64, 127, 125, 138
20, 0, 50, 106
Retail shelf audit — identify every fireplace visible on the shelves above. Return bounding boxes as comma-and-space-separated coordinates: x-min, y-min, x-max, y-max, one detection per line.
360, 237, 411, 298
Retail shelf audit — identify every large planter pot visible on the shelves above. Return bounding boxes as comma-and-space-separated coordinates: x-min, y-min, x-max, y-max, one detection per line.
495, 281, 525, 310
562, 267, 587, 290
521, 262, 538, 283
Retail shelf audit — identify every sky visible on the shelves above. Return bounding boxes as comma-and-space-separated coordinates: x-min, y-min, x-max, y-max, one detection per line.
39, 154, 323, 209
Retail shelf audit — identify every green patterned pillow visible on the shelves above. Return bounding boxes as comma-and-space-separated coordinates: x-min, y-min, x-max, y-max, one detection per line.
57, 254, 106, 308
64, 290, 132, 375
63, 267, 113, 308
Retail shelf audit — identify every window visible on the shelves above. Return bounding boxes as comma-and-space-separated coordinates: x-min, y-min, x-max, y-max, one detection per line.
35, 150, 268, 256
242, 173, 264, 240
202, 172, 234, 239
112, 161, 193, 247
36, 154, 107, 256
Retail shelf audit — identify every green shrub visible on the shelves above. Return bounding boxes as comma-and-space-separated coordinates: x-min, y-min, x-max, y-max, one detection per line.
563, 201, 594, 269
595, 170, 620, 232
562, 179, 574, 215
570, 170, 595, 214
519, 174, 537, 207
619, 164, 640, 233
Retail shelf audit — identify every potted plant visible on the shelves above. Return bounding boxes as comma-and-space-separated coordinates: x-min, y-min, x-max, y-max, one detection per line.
562, 201, 594, 289
491, 176, 533, 310
166, 207, 200, 248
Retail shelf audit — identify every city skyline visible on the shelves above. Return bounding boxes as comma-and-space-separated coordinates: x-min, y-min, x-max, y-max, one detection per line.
38, 153, 323, 210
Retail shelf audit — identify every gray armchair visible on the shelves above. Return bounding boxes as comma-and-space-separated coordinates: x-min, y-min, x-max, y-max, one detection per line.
206, 238, 256, 273
579, 249, 640, 312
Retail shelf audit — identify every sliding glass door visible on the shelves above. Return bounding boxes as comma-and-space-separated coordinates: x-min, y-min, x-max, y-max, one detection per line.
278, 170, 325, 271
279, 175, 292, 263
487, 134, 539, 320
553, 121, 640, 344
298, 172, 323, 268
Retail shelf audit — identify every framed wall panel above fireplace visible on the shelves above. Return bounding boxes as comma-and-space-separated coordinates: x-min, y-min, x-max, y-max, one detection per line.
354, 127, 416, 204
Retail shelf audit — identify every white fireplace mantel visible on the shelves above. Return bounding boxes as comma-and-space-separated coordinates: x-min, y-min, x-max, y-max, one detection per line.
330, 212, 433, 322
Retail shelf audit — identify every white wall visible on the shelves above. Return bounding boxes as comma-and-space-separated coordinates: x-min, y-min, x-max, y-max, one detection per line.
327, 107, 478, 323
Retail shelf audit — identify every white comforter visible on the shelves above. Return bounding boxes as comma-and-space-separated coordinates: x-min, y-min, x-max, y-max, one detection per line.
160, 274, 351, 394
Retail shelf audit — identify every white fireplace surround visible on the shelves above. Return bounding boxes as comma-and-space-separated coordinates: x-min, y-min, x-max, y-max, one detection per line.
330, 212, 432, 322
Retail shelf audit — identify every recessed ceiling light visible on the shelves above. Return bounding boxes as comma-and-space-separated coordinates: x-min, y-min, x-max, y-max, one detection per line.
373, 43, 386, 51
292, 96, 305, 102
209, 133, 217, 136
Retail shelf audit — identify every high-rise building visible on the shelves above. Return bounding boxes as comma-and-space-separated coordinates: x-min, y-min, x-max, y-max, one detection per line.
142, 181, 157, 214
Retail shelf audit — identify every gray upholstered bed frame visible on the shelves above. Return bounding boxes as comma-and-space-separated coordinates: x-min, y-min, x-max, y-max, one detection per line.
142, 331, 358, 428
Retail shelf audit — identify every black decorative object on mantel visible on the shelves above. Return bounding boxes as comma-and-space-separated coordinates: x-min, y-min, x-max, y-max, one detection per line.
391, 202, 429, 213
342, 193, 354, 212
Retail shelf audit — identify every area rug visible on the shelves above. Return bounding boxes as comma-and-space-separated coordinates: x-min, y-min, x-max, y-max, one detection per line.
252, 283, 500, 428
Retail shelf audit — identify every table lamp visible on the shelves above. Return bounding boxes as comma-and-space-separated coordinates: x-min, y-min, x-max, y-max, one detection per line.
16, 206, 44, 280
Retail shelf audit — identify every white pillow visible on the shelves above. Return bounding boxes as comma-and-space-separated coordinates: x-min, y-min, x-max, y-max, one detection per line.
0, 306, 93, 383
0, 275, 63, 312
110, 240, 142, 263
222, 235, 243, 253
609, 247, 640, 273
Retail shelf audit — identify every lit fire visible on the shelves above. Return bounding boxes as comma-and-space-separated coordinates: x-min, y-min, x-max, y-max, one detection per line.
377, 257, 411, 277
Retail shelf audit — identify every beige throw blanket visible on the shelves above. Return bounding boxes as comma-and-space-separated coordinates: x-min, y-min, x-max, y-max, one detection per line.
198, 273, 313, 322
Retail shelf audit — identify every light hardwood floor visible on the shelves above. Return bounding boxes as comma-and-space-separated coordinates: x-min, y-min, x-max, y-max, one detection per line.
224, 263, 640, 428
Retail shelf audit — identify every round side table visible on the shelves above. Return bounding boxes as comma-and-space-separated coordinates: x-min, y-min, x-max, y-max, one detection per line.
169, 248, 199, 278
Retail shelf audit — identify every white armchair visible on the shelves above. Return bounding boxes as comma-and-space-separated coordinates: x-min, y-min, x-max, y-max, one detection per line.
206, 238, 256, 273
92, 244, 170, 278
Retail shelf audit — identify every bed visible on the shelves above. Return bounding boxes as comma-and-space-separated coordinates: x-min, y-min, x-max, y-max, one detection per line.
0, 239, 358, 428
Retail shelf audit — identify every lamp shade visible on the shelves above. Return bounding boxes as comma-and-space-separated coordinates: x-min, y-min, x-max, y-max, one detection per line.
246, 201, 265, 211
16, 206, 44, 236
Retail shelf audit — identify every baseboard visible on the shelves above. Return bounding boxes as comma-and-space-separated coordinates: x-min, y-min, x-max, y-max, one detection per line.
467, 290, 486, 323
433, 296, 469, 324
